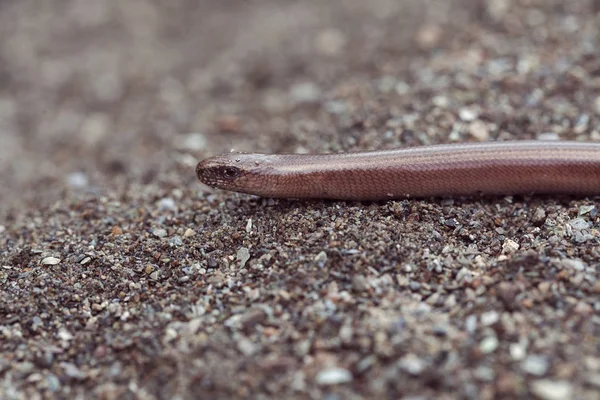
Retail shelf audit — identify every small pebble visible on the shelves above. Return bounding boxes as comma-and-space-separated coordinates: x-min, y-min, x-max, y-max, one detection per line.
459, 107, 478, 121
521, 355, 549, 376
574, 113, 589, 134
480, 311, 499, 326
530, 380, 572, 400
573, 301, 592, 315
474, 366, 495, 382
46, 374, 61, 392
578, 205, 598, 218
398, 354, 427, 375
468, 120, 490, 141
183, 228, 195, 238
501, 239, 519, 255
352, 275, 369, 292
57, 328, 73, 341
31, 316, 43, 331
314, 251, 328, 267
533, 207, 547, 224
15, 362, 35, 374
479, 336, 499, 354
510, 343, 526, 361
315, 367, 353, 386
61, 362, 86, 379
432, 95, 450, 108
569, 218, 590, 230
158, 197, 177, 212
41, 257, 61, 265
152, 228, 167, 238
169, 235, 183, 247
465, 315, 477, 333
560, 258, 585, 271
237, 247, 251, 268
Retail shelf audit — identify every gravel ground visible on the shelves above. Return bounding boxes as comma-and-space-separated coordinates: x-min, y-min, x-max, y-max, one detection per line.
2, 0, 600, 399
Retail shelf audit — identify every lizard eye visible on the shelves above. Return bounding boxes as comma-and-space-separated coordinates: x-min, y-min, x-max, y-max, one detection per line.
222, 166, 240, 179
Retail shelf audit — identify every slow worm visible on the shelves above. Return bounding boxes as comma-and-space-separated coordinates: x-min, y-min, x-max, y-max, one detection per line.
195, 141, 600, 200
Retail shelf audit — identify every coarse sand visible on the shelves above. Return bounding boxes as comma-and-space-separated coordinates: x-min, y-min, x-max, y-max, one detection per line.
1, 1, 600, 399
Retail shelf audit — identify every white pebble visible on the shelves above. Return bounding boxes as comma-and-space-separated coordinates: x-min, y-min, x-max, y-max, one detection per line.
41, 257, 61, 265
530, 380, 572, 400
465, 314, 478, 333
398, 354, 426, 375
479, 336, 499, 354
480, 311, 499, 326
521, 355, 549, 376
315, 367, 353, 385
57, 328, 73, 341
510, 343, 526, 360
459, 107, 478, 121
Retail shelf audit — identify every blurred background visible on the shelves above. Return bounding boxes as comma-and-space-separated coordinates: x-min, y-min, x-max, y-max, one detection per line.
1, 0, 599, 220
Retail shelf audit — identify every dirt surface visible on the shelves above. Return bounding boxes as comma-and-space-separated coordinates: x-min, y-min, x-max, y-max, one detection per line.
2, 0, 600, 399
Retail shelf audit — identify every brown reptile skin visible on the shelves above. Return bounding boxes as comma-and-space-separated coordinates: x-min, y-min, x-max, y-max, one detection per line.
195, 141, 600, 200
